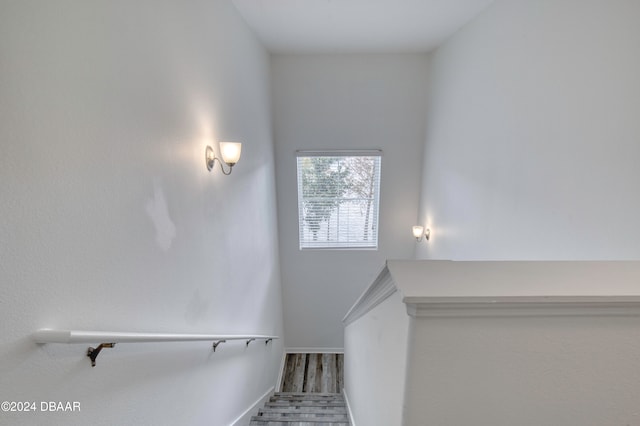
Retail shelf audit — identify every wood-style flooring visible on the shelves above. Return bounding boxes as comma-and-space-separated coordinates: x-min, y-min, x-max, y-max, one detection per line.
280, 353, 344, 393
249, 393, 349, 425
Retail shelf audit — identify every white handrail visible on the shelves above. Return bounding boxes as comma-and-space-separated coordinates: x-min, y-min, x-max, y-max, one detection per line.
33, 329, 279, 367
33, 329, 278, 344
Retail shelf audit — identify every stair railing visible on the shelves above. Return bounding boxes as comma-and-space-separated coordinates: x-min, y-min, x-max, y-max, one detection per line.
33, 329, 278, 367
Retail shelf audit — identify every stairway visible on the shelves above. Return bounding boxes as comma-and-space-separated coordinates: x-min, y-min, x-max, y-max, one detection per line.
249, 392, 350, 425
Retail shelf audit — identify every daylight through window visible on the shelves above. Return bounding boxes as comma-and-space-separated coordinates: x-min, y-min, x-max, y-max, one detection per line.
296, 151, 382, 249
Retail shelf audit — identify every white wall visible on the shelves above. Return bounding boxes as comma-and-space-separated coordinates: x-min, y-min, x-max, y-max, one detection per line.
0, 1, 283, 425
343, 290, 410, 426
417, 0, 640, 260
406, 314, 640, 426
343, 260, 640, 426
271, 54, 428, 348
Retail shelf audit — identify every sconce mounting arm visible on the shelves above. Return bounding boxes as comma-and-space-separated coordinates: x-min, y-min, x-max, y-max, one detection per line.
205, 146, 235, 175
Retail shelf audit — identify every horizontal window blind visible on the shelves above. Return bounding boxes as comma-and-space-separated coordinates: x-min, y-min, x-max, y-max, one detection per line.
297, 152, 381, 249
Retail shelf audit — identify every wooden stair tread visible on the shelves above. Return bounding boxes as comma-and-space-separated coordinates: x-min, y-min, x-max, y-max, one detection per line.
265, 401, 347, 408
257, 411, 348, 418
260, 407, 347, 414
274, 393, 343, 398
254, 413, 348, 419
252, 353, 349, 425
250, 422, 349, 425
251, 392, 349, 425
272, 394, 343, 401
250, 414, 349, 424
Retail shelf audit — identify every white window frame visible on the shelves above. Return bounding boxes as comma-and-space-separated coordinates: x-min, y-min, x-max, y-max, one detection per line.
296, 150, 382, 250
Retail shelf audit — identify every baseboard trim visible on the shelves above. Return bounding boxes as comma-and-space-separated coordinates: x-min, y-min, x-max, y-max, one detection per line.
342, 388, 356, 426
285, 347, 344, 354
230, 386, 274, 426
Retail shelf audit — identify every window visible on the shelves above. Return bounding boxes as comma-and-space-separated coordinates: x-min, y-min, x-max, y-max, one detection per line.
296, 151, 382, 249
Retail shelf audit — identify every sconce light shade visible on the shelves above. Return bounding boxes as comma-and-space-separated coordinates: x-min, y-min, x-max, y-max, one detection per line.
412, 225, 424, 240
206, 142, 242, 175
219, 142, 242, 166
412, 225, 430, 242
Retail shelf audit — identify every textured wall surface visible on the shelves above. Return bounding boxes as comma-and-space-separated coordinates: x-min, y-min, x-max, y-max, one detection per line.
344, 290, 410, 426
416, 0, 640, 261
345, 260, 640, 426
0, 1, 284, 425
406, 314, 640, 426
272, 54, 428, 348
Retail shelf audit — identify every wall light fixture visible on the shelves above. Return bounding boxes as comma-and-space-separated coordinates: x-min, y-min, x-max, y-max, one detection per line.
412, 225, 430, 242
205, 142, 242, 175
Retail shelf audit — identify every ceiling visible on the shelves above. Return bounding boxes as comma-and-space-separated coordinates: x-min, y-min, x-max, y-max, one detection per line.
231, 0, 494, 54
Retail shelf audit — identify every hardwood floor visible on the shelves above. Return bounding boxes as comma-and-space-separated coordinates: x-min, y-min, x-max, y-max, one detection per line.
280, 353, 344, 393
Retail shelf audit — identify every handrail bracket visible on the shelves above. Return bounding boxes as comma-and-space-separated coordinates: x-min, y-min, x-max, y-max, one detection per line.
212, 340, 226, 352
87, 343, 116, 367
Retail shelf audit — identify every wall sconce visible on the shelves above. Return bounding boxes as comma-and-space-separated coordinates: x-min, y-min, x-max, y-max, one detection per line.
412, 225, 430, 242
205, 142, 242, 175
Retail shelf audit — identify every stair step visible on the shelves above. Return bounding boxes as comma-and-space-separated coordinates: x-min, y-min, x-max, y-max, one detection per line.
250, 392, 350, 425
274, 392, 342, 397
260, 407, 347, 415
250, 422, 349, 425
271, 393, 343, 402
249, 413, 350, 425
256, 413, 348, 420
267, 401, 345, 407
258, 410, 347, 418
250, 421, 349, 426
